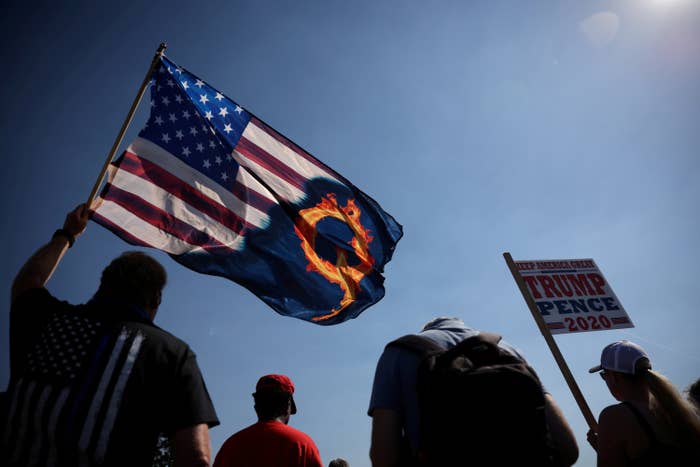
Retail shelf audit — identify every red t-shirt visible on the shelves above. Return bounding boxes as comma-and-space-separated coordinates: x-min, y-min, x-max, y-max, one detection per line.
214, 420, 322, 467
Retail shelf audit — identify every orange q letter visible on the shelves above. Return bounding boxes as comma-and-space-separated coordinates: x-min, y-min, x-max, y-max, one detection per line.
294, 193, 375, 321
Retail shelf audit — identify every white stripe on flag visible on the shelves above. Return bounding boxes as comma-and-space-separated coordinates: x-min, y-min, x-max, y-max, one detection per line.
129, 136, 274, 224
108, 168, 249, 249
46, 387, 70, 467
27, 385, 52, 467
95, 333, 145, 462
235, 165, 276, 205
233, 148, 307, 203
79, 330, 129, 461
11, 380, 36, 462
244, 121, 338, 183
3, 378, 24, 447
94, 200, 208, 255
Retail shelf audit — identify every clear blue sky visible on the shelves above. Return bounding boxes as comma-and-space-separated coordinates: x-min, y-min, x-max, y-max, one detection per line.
2, 1, 699, 465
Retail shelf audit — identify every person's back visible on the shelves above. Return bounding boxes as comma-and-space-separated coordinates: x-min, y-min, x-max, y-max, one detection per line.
4, 294, 216, 466
588, 341, 700, 467
603, 401, 685, 467
214, 374, 323, 467
400, 332, 553, 465
2, 205, 219, 466
217, 420, 320, 466
368, 317, 579, 467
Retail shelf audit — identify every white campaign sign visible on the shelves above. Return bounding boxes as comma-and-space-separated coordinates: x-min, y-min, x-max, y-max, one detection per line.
515, 258, 633, 335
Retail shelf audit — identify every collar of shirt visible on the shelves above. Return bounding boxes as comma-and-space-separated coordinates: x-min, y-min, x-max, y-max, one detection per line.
87, 296, 153, 324
422, 317, 474, 333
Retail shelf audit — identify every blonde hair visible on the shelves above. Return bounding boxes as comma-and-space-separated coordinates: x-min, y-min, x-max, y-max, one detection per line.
642, 370, 700, 449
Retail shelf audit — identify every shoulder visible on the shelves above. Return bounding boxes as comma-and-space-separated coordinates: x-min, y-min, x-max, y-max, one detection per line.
221, 423, 256, 442
598, 402, 648, 445
11, 287, 68, 313
372, 342, 419, 382
10, 287, 79, 340
115, 319, 203, 383
277, 423, 318, 445
116, 315, 193, 356
600, 403, 636, 427
138, 321, 190, 348
235, 422, 319, 448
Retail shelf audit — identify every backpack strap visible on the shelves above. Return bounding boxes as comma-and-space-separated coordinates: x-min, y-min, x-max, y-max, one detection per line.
622, 401, 659, 446
387, 334, 443, 357
462, 331, 501, 346
388, 331, 503, 358
470, 331, 502, 346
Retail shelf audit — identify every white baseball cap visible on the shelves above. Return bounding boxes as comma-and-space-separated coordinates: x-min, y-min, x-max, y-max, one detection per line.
589, 340, 651, 375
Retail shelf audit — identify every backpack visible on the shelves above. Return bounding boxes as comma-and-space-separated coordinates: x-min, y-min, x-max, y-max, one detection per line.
389, 332, 556, 467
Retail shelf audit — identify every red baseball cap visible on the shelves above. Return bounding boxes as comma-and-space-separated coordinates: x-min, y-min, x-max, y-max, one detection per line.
255, 374, 297, 414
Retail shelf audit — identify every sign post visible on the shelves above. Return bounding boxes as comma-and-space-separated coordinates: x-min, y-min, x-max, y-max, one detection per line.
502, 252, 636, 431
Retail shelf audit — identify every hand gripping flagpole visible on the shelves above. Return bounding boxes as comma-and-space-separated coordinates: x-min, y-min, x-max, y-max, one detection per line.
503, 252, 598, 432
86, 43, 167, 207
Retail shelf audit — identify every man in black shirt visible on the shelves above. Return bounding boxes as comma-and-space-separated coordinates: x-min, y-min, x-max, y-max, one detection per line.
2, 204, 219, 466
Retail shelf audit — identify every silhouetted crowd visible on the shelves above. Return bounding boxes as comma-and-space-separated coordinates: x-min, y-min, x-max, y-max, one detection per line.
2, 205, 700, 466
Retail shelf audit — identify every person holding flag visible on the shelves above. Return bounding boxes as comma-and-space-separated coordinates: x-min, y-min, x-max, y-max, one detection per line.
1, 204, 219, 467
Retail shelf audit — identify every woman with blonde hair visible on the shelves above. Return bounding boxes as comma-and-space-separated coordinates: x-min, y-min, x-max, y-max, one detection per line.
587, 340, 700, 466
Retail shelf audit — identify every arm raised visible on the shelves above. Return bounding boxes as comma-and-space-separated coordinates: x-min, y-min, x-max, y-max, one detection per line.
11, 204, 89, 303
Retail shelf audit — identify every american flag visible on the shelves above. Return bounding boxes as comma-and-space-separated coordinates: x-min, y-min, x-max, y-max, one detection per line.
3, 312, 144, 466
93, 55, 402, 325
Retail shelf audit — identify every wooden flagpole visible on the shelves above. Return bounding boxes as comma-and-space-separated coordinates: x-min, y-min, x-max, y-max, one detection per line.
503, 252, 598, 431
86, 42, 168, 207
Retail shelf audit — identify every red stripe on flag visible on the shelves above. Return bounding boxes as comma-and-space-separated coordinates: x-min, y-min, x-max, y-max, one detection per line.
235, 137, 308, 191
102, 184, 238, 255
119, 151, 254, 235
91, 211, 156, 249
229, 176, 275, 214
251, 117, 334, 175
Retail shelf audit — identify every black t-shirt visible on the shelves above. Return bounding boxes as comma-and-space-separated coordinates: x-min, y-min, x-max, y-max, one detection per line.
3, 288, 219, 467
